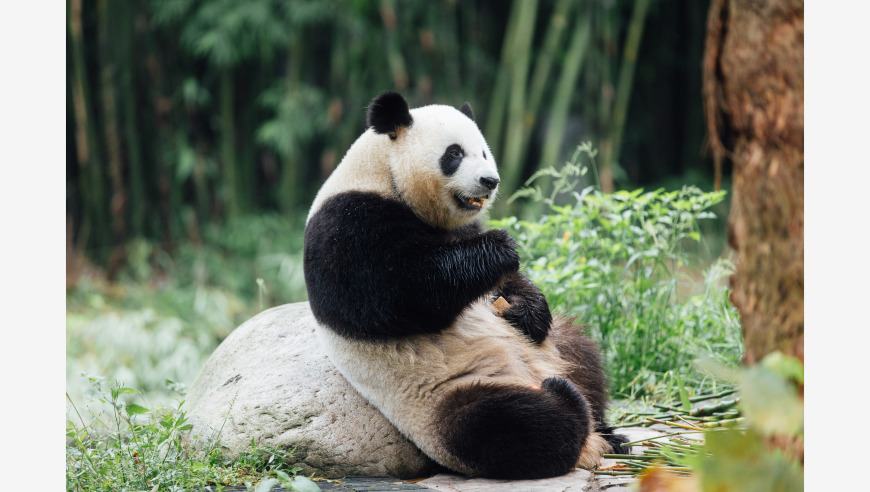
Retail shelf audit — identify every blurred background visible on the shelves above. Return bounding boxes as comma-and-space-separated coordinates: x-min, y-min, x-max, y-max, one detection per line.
66, 0, 731, 405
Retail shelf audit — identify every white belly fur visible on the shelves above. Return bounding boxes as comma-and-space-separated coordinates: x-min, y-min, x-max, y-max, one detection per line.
314, 298, 571, 473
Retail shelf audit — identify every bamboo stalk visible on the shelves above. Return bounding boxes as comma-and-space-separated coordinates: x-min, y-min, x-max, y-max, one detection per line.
70, 0, 110, 259
647, 418, 704, 431
535, 10, 592, 197
600, 0, 651, 193
675, 414, 699, 427
594, 470, 636, 476
484, 0, 521, 163
279, 37, 304, 214
688, 388, 738, 403
622, 431, 705, 447
380, 0, 408, 89
626, 460, 654, 469
603, 454, 656, 460
697, 417, 744, 428
118, 0, 145, 238
98, 0, 127, 272
438, 0, 462, 97
597, 463, 632, 471
652, 399, 739, 416
518, 0, 574, 164
220, 69, 239, 217
497, 0, 539, 206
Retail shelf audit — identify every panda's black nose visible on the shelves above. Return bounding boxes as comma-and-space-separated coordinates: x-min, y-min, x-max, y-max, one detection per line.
480, 176, 500, 190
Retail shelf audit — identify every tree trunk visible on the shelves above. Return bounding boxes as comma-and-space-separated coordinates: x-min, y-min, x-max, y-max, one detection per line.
703, 0, 804, 365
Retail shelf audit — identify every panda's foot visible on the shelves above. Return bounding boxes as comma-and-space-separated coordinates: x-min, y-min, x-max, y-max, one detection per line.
600, 426, 631, 455
436, 377, 592, 479
575, 432, 612, 470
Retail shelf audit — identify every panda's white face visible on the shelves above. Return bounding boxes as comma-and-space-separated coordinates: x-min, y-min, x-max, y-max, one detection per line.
389, 105, 500, 230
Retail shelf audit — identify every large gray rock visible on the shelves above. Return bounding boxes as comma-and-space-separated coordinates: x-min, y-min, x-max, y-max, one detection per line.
182, 302, 438, 478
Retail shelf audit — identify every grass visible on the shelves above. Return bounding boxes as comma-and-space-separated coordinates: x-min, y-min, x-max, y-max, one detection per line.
66, 375, 320, 492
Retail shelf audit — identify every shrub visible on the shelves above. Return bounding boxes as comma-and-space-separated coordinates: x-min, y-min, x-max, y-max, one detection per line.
491, 144, 743, 398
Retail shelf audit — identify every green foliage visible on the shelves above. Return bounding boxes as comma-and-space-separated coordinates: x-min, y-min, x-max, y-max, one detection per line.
257, 83, 329, 158
66, 214, 307, 407
66, 376, 307, 491
686, 353, 804, 491
69, 0, 716, 263
699, 352, 804, 439
695, 430, 803, 492
491, 144, 743, 398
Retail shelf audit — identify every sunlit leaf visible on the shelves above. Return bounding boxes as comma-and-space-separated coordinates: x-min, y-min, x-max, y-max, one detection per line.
254, 479, 278, 492
126, 403, 149, 415
287, 476, 321, 492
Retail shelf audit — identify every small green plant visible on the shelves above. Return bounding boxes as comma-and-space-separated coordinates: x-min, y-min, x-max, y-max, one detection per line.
66, 375, 312, 491
492, 143, 743, 399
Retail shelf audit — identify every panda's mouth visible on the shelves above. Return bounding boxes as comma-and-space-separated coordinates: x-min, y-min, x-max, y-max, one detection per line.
454, 193, 490, 211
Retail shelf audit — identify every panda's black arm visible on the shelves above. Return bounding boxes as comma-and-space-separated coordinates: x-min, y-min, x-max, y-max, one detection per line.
450, 221, 553, 343
416, 228, 521, 320
495, 272, 553, 344
304, 192, 520, 340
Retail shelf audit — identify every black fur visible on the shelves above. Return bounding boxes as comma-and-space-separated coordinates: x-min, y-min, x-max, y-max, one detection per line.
548, 319, 628, 453
459, 101, 475, 122
437, 377, 591, 479
366, 92, 413, 137
439, 144, 464, 176
304, 192, 520, 340
496, 272, 553, 344
600, 425, 631, 454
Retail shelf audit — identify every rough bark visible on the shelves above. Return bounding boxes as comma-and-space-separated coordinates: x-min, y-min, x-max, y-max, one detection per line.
703, 0, 804, 365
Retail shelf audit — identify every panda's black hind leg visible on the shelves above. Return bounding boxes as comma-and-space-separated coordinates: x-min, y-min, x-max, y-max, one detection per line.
435, 377, 591, 479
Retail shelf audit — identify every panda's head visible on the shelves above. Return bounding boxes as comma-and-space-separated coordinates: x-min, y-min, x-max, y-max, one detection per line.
367, 92, 500, 230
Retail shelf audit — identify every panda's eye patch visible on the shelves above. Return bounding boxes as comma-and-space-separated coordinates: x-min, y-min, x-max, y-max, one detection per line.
440, 144, 464, 176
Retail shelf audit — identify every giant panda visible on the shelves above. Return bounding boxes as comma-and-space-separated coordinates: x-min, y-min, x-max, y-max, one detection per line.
303, 92, 627, 479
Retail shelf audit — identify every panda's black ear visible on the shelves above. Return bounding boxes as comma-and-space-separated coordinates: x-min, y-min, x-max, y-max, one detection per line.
367, 92, 413, 139
459, 102, 475, 122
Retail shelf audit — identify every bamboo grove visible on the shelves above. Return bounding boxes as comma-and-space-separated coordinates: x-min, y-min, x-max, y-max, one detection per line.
67, 0, 714, 269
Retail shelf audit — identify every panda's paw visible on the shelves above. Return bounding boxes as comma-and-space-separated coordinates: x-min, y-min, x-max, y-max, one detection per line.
497, 272, 552, 344
502, 302, 551, 344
